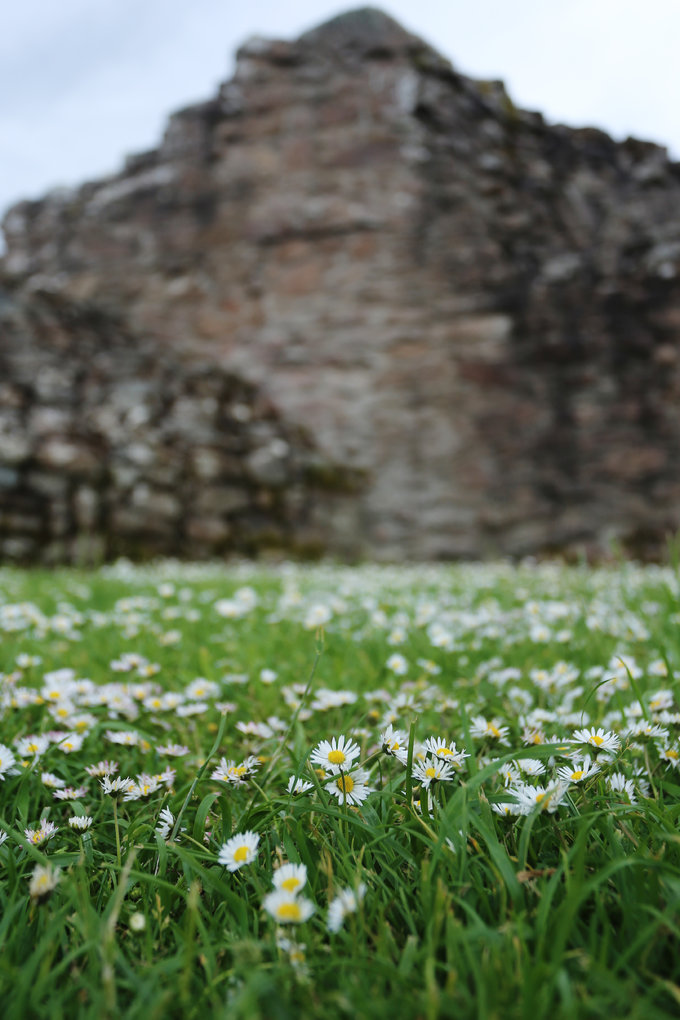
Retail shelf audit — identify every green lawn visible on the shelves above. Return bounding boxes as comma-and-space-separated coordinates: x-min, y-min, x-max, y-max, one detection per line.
1, 558, 680, 1019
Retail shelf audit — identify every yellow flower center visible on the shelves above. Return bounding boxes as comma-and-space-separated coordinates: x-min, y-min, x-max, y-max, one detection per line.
488, 724, 501, 738
590, 735, 604, 746
233, 845, 249, 863
281, 877, 301, 893
666, 749, 678, 759
336, 775, 355, 794
571, 770, 584, 781
535, 793, 545, 803
328, 750, 346, 765
437, 747, 452, 756
276, 902, 302, 922
425, 767, 438, 779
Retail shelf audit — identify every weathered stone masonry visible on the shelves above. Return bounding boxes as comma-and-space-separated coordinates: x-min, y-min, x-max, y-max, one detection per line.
2, 7, 680, 561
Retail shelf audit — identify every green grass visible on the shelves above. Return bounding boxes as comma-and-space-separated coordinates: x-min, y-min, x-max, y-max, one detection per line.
1, 559, 680, 1018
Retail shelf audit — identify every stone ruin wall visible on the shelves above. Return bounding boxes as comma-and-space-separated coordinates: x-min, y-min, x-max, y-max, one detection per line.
2, 7, 680, 563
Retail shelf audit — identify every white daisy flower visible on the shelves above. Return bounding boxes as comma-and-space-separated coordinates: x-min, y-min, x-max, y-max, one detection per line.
156, 743, 190, 757
303, 604, 332, 630
100, 776, 135, 796
326, 768, 372, 806
15, 734, 49, 758
385, 653, 408, 675
511, 780, 570, 815
310, 736, 361, 774
155, 807, 175, 840
211, 756, 260, 785
68, 815, 93, 830
515, 758, 546, 777
218, 831, 260, 872
0, 744, 18, 779
287, 775, 314, 795
423, 736, 469, 768
54, 785, 88, 801
571, 727, 620, 753
272, 863, 307, 895
327, 883, 366, 933
29, 863, 60, 899
412, 756, 455, 789
607, 772, 637, 802
24, 820, 59, 846
470, 716, 510, 743
556, 754, 600, 784
263, 889, 315, 924
380, 725, 408, 758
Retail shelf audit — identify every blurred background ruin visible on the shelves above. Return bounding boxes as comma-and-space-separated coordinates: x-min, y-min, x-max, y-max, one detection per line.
1, 1, 680, 564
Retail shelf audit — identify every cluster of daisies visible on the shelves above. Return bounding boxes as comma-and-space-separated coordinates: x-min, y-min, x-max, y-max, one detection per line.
1, 559, 680, 930
218, 828, 366, 955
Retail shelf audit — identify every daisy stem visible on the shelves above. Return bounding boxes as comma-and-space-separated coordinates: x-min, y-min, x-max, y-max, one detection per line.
404, 719, 417, 808
113, 797, 121, 867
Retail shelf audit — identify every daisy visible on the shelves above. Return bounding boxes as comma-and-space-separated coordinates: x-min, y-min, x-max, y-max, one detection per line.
556, 755, 600, 784
286, 775, 314, 795
155, 807, 175, 840
515, 758, 546, 777
24, 820, 59, 846
53, 785, 88, 801
15, 734, 49, 758
607, 773, 637, 802
380, 725, 408, 758
124, 774, 161, 801
303, 603, 332, 630
658, 746, 680, 769
423, 736, 469, 768
412, 757, 455, 789
310, 736, 361, 774
273, 863, 307, 895
385, 653, 408, 675
492, 801, 521, 817
156, 743, 190, 757
327, 883, 366, 933
511, 780, 570, 815
497, 762, 521, 787
571, 727, 620, 753
470, 716, 510, 744
263, 890, 315, 924
55, 732, 85, 754
100, 775, 135, 796
0, 744, 18, 779
105, 730, 140, 747
326, 768, 372, 806
29, 863, 60, 900
211, 756, 260, 785
218, 831, 260, 872
85, 760, 118, 777
68, 815, 93, 830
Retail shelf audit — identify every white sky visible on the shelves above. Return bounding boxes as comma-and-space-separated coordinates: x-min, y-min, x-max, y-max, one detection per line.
1, 0, 678, 223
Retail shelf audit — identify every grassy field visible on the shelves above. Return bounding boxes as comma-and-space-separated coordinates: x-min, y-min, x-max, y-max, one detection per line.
1, 557, 680, 1019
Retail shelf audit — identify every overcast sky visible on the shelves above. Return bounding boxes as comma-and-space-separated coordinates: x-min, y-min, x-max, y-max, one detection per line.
2, 0, 678, 226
